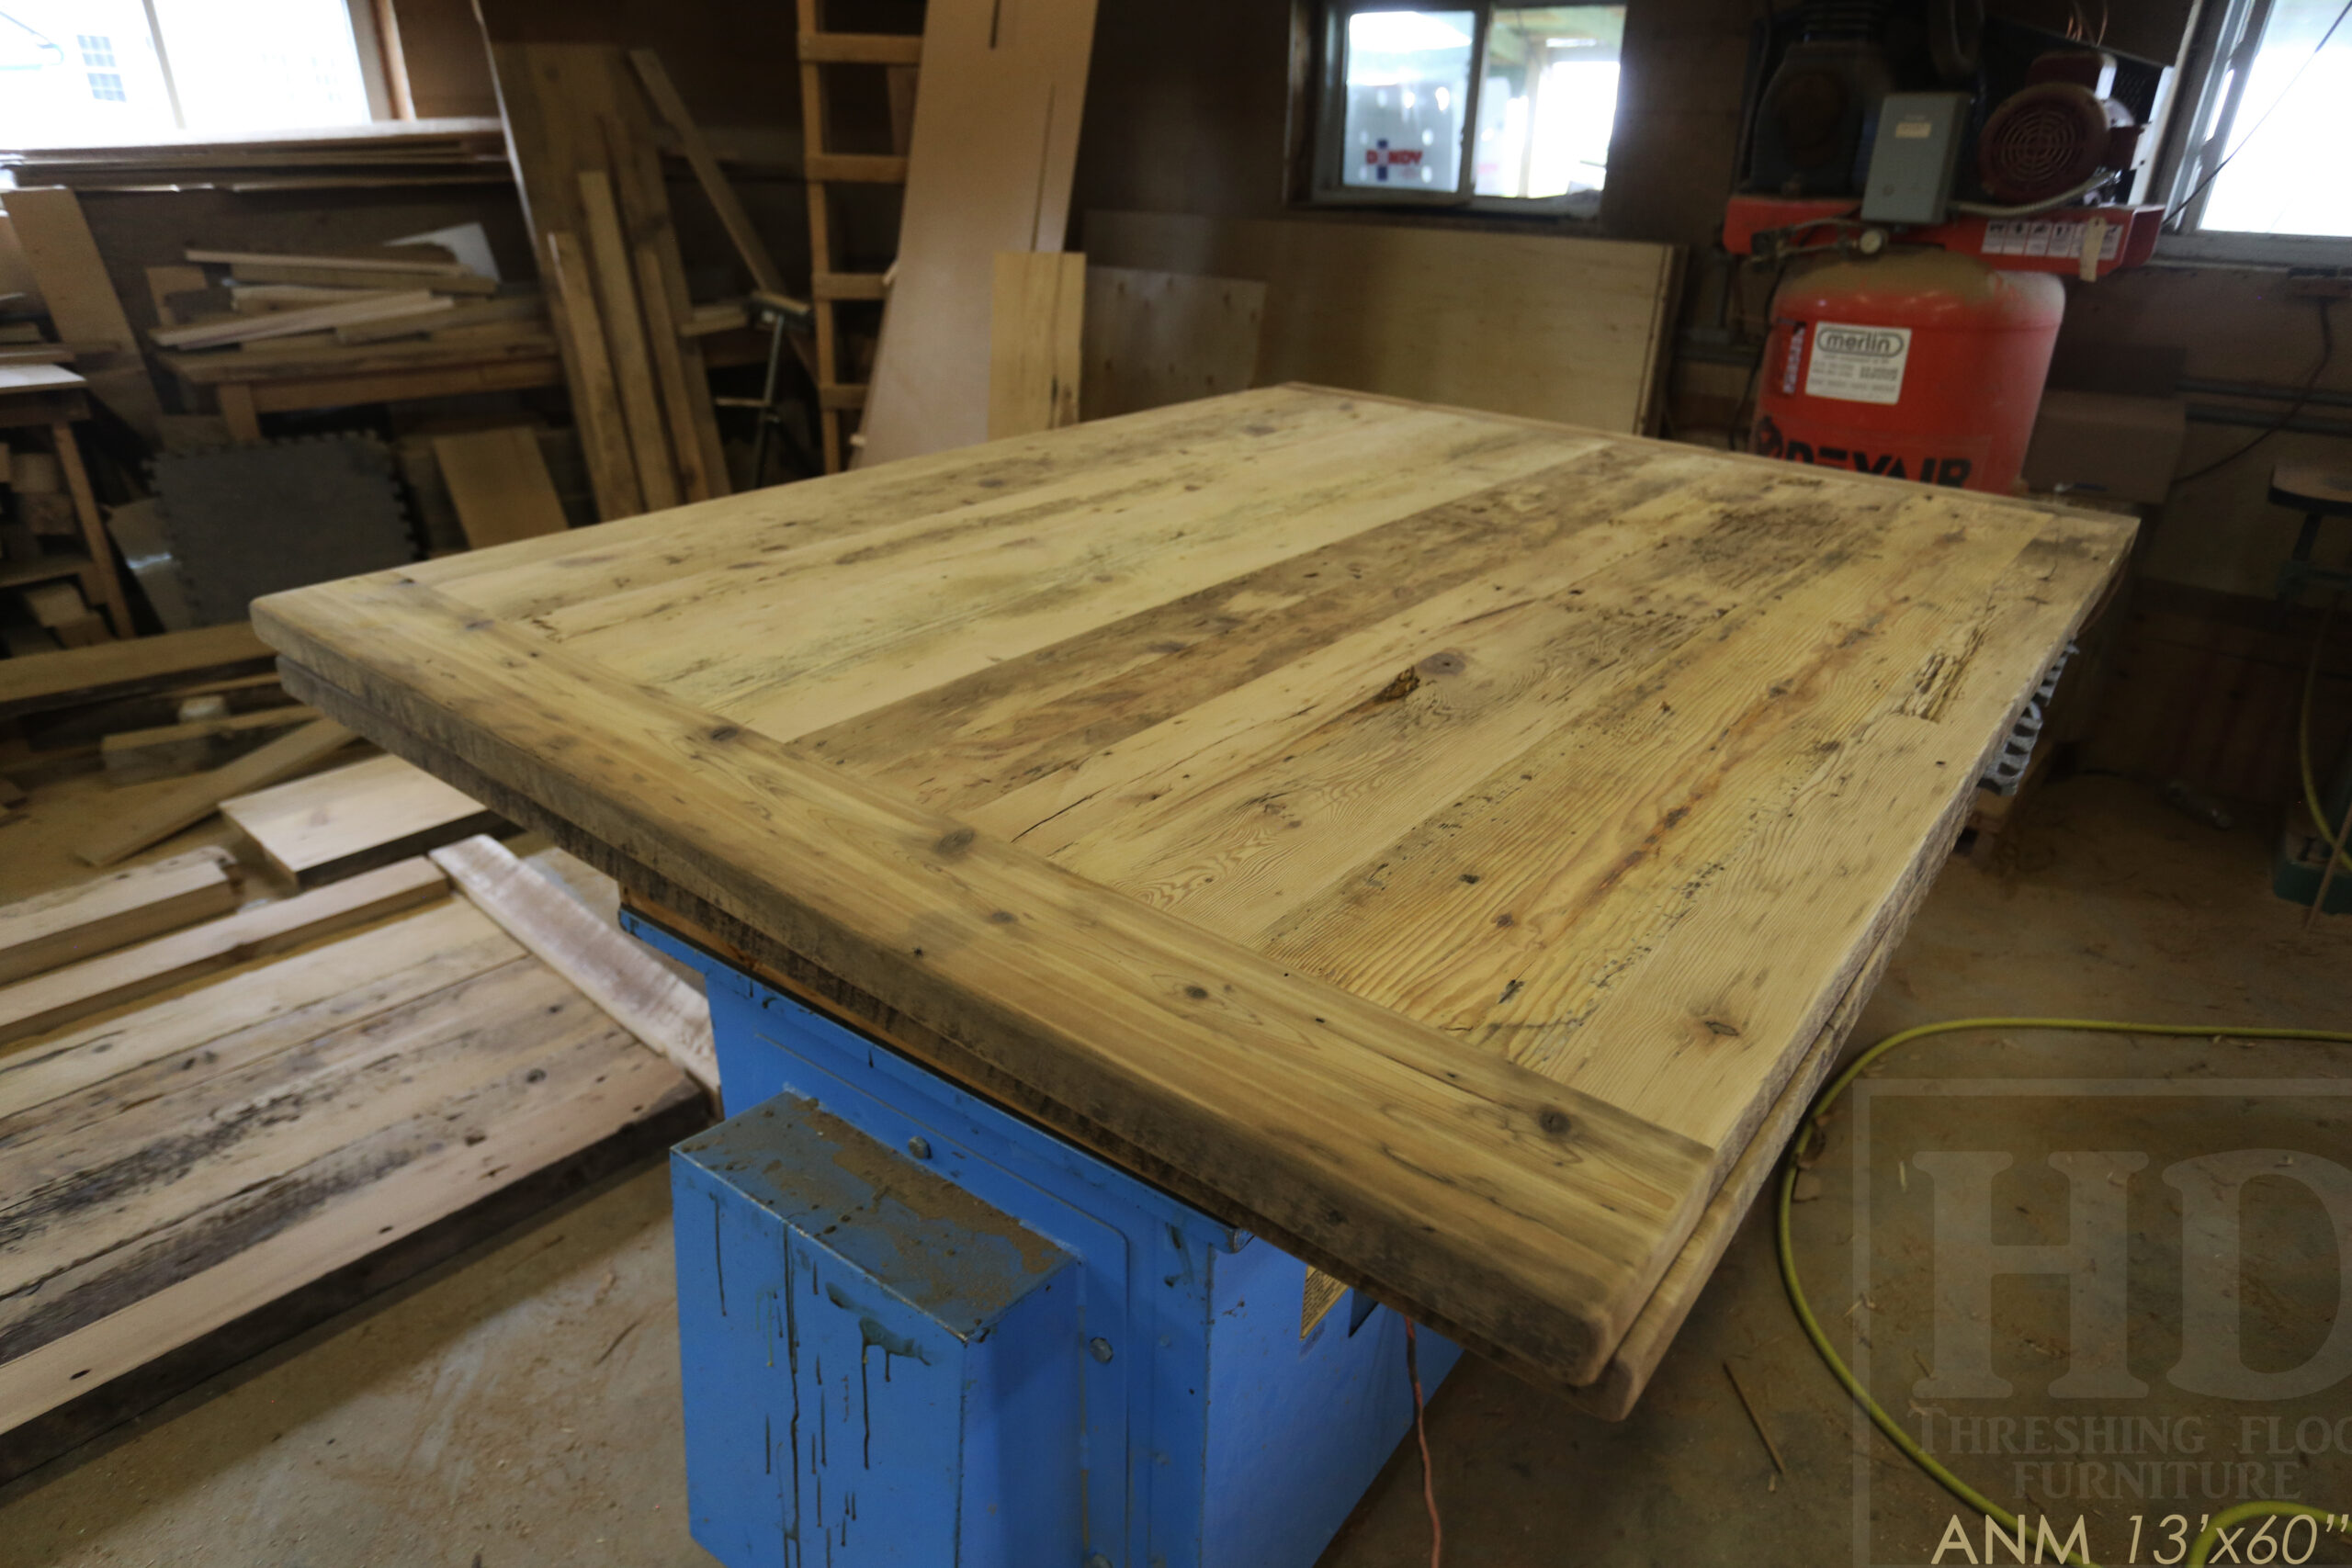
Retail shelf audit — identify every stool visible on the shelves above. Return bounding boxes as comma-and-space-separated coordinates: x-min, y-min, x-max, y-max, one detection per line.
2273, 461, 2352, 601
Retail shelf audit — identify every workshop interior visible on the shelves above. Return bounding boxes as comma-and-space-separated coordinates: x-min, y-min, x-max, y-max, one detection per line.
0, 0, 2347, 1564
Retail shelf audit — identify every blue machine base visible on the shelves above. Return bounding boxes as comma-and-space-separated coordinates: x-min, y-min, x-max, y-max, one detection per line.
632, 914, 1461, 1568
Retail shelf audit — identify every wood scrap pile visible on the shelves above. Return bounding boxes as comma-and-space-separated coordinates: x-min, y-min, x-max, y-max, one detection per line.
486, 44, 735, 518
0, 831, 714, 1482
150, 234, 553, 391
0, 118, 512, 195
0, 621, 316, 815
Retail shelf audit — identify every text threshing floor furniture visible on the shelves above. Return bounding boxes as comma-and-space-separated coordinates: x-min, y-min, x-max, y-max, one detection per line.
251, 385, 2134, 1399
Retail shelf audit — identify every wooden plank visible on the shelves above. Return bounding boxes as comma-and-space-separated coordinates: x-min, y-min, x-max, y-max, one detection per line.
150, 290, 452, 350
543, 231, 641, 520
575, 170, 679, 512
856, 0, 1102, 465
0, 847, 243, 987
228, 262, 500, 295
797, 31, 922, 64
334, 292, 544, 345
631, 237, 717, 503
0, 917, 700, 1448
0, 188, 164, 442
431, 834, 717, 1090
0, 857, 448, 1046
44, 418, 130, 638
813, 272, 889, 302
100, 704, 323, 784
987, 252, 1085, 439
221, 752, 501, 887
17, 581, 85, 628
1080, 265, 1264, 422
801, 152, 910, 184
433, 427, 569, 548
1255, 225, 1682, 435
248, 387, 2133, 1392
164, 334, 560, 385
75, 717, 357, 866
0, 622, 276, 720
627, 51, 786, 296
186, 244, 473, 276
143, 265, 208, 327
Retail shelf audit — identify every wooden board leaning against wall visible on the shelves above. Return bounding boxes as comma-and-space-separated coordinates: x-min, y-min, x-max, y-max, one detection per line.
252, 387, 2133, 1399
488, 42, 729, 518
1084, 209, 1682, 436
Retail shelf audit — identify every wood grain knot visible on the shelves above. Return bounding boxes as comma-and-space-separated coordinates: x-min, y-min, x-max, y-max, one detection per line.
707, 725, 741, 742
988, 909, 1018, 924
1418, 651, 1465, 678
1538, 1108, 1573, 1138
933, 827, 977, 857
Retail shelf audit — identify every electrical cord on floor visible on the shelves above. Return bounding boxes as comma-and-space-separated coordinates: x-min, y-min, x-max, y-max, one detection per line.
1405, 1319, 1442, 1567
1778, 1017, 2352, 1568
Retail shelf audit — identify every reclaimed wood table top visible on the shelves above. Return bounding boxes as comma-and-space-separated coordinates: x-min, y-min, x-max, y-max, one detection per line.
253, 386, 2134, 1393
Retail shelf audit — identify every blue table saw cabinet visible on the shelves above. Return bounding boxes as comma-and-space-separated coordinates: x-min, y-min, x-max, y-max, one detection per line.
637, 915, 1464, 1568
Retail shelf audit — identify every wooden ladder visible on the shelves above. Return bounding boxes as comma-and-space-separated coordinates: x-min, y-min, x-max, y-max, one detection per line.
795, 6, 922, 472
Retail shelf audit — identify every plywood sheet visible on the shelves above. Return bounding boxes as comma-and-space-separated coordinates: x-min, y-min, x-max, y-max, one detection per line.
252, 387, 2134, 1393
1255, 223, 1681, 434
1081, 265, 1263, 422
855, 0, 1101, 465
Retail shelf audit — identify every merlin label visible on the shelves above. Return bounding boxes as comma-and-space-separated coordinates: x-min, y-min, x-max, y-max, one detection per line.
1804, 321, 1912, 405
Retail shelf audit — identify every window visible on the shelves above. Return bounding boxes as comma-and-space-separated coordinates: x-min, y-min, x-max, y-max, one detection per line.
0, 0, 375, 147
75, 30, 121, 99
2161, 0, 2352, 259
1309, 3, 1626, 213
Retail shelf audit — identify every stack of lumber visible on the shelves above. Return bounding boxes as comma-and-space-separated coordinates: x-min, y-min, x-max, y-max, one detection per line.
151, 240, 552, 387
0, 834, 713, 1480
484, 44, 731, 519
0, 622, 312, 794
0, 119, 512, 195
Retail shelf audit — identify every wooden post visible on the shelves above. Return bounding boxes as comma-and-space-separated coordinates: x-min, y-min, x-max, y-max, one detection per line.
48, 420, 130, 638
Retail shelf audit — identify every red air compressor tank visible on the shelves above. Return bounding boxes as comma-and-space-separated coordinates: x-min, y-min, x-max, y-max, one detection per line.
1750, 249, 2064, 494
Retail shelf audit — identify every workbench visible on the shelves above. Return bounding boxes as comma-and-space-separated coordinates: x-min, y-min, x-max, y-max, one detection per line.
253, 386, 2133, 1564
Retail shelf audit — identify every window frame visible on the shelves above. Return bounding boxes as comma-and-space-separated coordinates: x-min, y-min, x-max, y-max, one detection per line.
2152, 0, 2352, 266
1302, 0, 1614, 219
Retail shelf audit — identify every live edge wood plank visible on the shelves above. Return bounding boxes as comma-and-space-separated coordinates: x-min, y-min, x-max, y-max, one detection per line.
251, 387, 2133, 1394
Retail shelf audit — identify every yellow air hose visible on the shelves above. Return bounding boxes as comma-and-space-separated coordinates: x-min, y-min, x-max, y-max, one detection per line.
1776, 1018, 2352, 1568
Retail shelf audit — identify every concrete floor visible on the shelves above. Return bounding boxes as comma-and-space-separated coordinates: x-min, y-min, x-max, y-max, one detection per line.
4, 772, 2349, 1568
